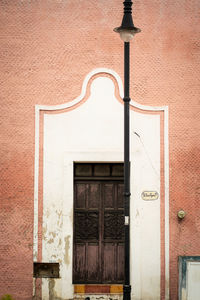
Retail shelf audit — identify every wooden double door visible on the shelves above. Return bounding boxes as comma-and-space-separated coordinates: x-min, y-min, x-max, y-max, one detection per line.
73, 179, 124, 284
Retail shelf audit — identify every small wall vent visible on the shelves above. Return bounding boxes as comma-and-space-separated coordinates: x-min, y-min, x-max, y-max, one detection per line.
33, 262, 59, 278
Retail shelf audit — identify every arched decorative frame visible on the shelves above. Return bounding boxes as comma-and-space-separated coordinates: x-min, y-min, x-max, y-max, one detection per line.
33, 68, 169, 300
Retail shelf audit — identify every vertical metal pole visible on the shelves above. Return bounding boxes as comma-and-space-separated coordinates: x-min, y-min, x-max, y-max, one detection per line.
123, 41, 131, 300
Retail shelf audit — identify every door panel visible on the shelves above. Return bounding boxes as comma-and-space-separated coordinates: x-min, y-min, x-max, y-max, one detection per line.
117, 243, 124, 281
76, 183, 87, 208
88, 183, 101, 208
87, 243, 100, 282
117, 183, 124, 208
74, 211, 99, 240
102, 243, 115, 282
104, 184, 115, 208
74, 243, 86, 282
74, 179, 124, 283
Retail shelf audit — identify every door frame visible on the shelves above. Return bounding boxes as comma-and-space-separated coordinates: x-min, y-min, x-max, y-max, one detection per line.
63, 151, 123, 293
73, 165, 124, 284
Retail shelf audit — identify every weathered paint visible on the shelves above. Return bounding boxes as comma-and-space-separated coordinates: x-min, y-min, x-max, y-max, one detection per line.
110, 286, 123, 294
64, 235, 70, 266
48, 279, 55, 300
74, 295, 122, 300
35, 71, 168, 299
74, 285, 85, 294
74, 284, 123, 294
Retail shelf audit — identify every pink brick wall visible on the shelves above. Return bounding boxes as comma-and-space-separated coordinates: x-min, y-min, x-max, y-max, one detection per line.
0, 1, 199, 299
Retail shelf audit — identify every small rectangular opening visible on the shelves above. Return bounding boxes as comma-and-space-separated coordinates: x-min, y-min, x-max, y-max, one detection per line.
74, 163, 124, 179
33, 262, 59, 278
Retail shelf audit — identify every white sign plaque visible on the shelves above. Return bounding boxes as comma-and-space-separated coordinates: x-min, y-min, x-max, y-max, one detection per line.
141, 191, 159, 201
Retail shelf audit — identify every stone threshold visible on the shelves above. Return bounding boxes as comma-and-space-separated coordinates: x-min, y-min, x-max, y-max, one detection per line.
74, 285, 123, 294
74, 294, 123, 300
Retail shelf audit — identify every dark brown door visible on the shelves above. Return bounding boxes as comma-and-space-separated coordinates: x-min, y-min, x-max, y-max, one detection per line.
73, 179, 124, 284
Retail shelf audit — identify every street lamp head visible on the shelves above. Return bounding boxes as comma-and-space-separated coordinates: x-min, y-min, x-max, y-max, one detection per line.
114, 0, 141, 42
114, 27, 141, 42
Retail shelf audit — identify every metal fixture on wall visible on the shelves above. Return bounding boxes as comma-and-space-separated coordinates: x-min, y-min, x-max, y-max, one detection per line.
114, 1, 141, 300
177, 210, 186, 219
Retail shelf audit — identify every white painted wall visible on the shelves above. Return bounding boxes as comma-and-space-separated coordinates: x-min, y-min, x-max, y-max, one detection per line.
131, 112, 160, 300
33, 69, 169, 299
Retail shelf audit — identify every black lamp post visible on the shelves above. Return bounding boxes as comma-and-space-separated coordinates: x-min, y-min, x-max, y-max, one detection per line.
114, 1, 140, 300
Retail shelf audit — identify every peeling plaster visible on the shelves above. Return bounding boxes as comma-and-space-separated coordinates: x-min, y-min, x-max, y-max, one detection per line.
56, 210, 63, 228
64, 235, 70, 266
42, 225, 48, 241
69, 208, 73, 223
49, 279, 61, 300
33, 278, 42, 300
56, 209, 62, 219
74, 296, 122, 300
136, 209, 140, 218
49, 231, 56, 238
48, 278, 64, 300
49, 279, 55, 300
47, 238, 54, 244
45, 209, 50, 218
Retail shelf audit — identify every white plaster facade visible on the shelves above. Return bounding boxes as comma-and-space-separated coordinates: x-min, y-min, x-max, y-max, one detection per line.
33, 69, 169, 300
